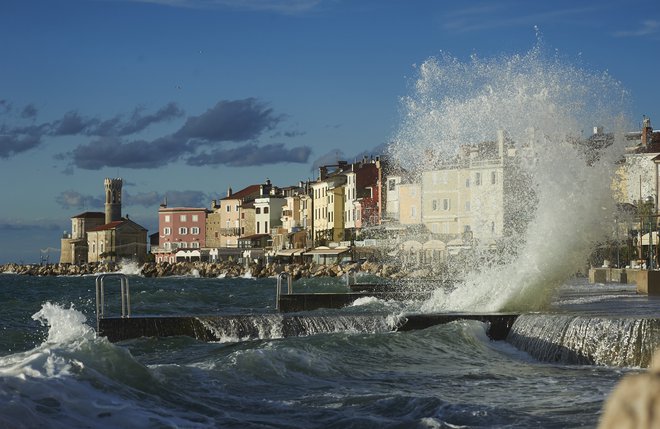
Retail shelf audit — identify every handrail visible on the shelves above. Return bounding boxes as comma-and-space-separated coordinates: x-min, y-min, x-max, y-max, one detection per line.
276, 272, 292, 310
95, 273, 131, 331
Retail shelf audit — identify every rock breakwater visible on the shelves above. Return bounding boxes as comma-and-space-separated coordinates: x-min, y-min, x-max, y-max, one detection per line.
0, 260, 407, 279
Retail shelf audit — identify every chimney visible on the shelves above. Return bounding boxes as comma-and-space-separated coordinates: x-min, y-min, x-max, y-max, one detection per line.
319, 166, 328, 180
642, 116, 652, 147
497, 130, 505, 159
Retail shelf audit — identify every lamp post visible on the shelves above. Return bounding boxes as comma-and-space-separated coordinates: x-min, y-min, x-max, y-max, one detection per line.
642, 195, 657, 270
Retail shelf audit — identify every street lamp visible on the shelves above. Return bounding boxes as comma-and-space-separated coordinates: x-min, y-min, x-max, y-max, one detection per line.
644, 195, 656, 270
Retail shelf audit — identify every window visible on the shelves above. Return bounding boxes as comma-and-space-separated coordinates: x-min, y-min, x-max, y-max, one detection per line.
265, 221, 268, 232
264, 207, 269, 214
475, 173, 482, 186
241, 213, 245, 219
179, 241, 187, 248
179, 227, 188, 235
192, 214, 199, 222
180, 214, 187, 222
163, 227, 171, 235
164, 242, 171, 250
235, 204, 239, 212
389, 179, 396, 191
164, 215, 171, 222
491, 171, 497, 185
191, 242, 199, 248
256, 207, 261, 214
411, 206, 417, 218
257, 222, 260, 233
191, 227, 200, 235
465, 178, 470, 188
432, 200, 438, 211
226, 205, 230, 212
465, 201, 470, 212
443, 198, 451, 211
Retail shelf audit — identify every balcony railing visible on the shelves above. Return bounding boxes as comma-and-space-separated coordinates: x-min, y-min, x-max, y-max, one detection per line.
219, 228, 241, 236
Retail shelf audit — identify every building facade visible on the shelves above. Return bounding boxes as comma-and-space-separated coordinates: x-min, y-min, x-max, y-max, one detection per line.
153, 206, 208, 263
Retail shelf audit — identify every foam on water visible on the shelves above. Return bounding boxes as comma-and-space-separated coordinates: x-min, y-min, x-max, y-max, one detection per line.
117, 259, 143, 276
0, 303, 213, 428
389, 38, 631, 312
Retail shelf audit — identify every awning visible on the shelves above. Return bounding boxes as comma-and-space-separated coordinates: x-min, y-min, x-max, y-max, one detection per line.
175, 250, 201, 258
304, 247, 350, 255
276, 248, 305, 256
401, 240, 422, 251
642, 232, 659, 246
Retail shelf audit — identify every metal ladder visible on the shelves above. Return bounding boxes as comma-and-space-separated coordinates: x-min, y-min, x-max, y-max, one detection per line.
95, 273, 131, 331
276, 272, 292, 310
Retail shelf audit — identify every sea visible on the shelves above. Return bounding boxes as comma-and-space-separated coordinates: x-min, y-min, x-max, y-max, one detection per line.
1, 269, 658, 429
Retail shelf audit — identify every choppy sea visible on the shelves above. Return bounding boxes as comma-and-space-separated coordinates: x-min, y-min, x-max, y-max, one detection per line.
1, 271, 657, 428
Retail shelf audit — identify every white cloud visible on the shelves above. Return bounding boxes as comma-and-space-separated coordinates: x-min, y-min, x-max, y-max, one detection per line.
123, 0, 322, 14
614, 20, 660, 37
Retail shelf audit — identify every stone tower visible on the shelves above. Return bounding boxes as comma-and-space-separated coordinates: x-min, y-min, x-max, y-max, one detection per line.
104, 178, 123, 224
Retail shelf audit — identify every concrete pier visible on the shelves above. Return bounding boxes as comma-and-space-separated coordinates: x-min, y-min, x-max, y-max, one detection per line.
97, 313, 519, 343
277, 291, 432, 312
589, 268, 660, 295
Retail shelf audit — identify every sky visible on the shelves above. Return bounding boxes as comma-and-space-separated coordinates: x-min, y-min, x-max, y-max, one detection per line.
0, 0, 658, 264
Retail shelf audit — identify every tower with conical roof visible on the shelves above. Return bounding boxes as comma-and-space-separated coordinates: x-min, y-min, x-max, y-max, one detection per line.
104, 178, 122, 224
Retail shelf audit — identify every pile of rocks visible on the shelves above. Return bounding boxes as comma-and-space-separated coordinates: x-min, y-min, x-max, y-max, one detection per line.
0, 260, 408, 279
0, 262, 119, 276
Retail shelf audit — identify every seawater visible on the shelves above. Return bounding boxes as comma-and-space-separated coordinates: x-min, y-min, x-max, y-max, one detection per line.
0, 273, 650, 428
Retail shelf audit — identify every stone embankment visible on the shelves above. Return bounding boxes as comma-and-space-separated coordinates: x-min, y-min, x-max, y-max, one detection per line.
0, 260, 415, 279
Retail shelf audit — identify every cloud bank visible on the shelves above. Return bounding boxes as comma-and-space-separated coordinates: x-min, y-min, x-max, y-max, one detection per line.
1, 98, 311, 169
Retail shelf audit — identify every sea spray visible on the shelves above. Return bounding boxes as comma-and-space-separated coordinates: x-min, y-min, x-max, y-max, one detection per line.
390, 39, 631, 312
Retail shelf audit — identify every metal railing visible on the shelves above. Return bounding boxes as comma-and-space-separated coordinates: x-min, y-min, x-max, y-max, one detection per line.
95, 273, 131, 331
275, 272, 292, 310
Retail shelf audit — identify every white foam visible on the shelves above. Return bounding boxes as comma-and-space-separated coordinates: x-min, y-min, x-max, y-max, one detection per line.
390, 39, 630, 312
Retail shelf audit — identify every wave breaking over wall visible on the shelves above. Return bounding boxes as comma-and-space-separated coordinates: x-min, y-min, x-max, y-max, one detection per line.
389, 38, 631, 312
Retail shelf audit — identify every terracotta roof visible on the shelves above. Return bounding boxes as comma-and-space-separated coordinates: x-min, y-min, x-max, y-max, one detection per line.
89, 220, 124, 231
88, 218, 148, 232
158, 207, 208, 212
72, 211, 105, 218
221, 184, 261, 200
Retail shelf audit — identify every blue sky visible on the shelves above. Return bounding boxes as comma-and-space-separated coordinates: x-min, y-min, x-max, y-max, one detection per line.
0, 0, 658, 264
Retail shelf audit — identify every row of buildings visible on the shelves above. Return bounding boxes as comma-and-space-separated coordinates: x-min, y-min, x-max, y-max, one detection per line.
59, 117, 660, 267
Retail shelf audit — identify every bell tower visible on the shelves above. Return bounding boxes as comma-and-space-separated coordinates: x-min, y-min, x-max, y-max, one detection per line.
104, 178, 123, 224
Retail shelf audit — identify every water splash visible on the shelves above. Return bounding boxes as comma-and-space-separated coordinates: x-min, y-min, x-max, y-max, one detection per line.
389, 41, 631, 312
117, 259, 142, 276
32, 302, 96, 345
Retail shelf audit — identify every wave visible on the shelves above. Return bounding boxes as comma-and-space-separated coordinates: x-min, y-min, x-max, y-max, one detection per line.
0, 303, 213, 428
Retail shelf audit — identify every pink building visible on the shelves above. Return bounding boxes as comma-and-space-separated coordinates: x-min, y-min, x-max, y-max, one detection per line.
153, 206, 209, 263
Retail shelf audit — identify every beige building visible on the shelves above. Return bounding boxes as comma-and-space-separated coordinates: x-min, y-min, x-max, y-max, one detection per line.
398, 183, 422, 225
85, 178, 148, 263
419, 131, 515, 245
206, 184, 262, 248
60, 212, 105, 264
87, 218, 148, 263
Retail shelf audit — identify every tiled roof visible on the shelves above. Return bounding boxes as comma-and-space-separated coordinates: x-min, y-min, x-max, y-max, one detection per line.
89, 220, 124, 231
88, 218, 148, 232
72, 211, 105, 218
221, 184, 261, 200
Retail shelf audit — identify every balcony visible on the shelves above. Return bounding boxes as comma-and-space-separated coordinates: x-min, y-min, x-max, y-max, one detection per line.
219, 227, 241, 236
